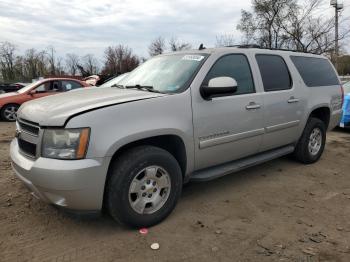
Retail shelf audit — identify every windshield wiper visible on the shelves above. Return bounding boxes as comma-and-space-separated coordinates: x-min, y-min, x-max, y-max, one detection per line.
110, 84, 125, 88
125, 84, 163, 93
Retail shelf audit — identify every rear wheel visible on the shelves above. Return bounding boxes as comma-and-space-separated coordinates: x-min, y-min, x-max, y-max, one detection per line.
1, 104, 19, 121
106, 146, 183, 228
294, 118, 326, 164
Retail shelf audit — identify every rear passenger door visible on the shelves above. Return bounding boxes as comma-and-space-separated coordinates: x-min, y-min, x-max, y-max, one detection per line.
255, 54, 304, 151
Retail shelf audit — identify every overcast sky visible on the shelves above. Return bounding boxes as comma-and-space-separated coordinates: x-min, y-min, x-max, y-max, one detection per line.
0, 0, 349, 61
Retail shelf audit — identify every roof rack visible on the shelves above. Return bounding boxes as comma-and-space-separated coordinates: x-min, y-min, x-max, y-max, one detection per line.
226, 44, 261, 49
226, 44, 317, 54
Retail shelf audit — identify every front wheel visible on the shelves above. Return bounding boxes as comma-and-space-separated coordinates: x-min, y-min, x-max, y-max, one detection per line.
106, 146, 183, 228
294, 118, 326, 164
1, 104, 19, 121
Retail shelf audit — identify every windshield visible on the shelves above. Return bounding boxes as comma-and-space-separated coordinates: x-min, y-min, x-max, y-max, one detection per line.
344, 81, 350, 94
17, 81, 42, 94
118, 53, 207, 93
99, 73, 129, 88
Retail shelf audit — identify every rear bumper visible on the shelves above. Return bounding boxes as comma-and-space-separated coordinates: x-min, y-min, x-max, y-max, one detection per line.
10, 139, 111, 211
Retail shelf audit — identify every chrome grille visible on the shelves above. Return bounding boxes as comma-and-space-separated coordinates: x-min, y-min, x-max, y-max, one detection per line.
17, 118, 40, 159
18, 118, 40, 136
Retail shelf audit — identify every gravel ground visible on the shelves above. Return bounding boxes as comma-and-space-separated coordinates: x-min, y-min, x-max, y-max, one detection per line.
0, 121, 350, 262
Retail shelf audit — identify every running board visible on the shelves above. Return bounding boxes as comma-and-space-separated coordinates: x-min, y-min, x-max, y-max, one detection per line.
190, 145, 295, 182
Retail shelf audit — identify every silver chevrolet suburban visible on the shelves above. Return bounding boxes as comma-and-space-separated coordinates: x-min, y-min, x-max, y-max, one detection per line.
10, 47, 343, 227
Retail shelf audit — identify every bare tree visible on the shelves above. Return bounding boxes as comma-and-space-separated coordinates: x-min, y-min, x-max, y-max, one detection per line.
236, 10, 257, 45
338, 55, 350, 75
148, 37, 166, 56
80, 54, 99, 75
279, 0, 349, 54
0, 42, 16, 81
65, 53, 80, 75
55, 56, 65, 75
46, 46, 56, 75
215, 34, 237, 47
22, 48, 48, 80
237, 0, 294, 49
168, 37, 192, 51
102, 45, 140, 75
103, 46, 118, 75
236, 0, 350, 54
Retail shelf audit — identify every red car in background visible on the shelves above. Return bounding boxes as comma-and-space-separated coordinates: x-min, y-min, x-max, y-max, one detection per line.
0, 78, 89, 121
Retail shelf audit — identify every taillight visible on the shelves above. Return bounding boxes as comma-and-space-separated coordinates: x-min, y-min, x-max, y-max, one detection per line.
341, 84, 344, 107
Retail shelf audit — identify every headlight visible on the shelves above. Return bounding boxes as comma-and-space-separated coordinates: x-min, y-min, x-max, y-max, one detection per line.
42, 128, 90, 160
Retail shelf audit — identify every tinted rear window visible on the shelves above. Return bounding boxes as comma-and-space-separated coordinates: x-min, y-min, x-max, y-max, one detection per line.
290, 56, 339, 87
256, 55, 292, 92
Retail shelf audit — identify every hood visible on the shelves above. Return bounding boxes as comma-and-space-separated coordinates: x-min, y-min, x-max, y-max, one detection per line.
0, 92, 18, 99
18, 87, 166, 126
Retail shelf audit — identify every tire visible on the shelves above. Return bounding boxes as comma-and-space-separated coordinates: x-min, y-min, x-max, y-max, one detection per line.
294, 117, 326, 164
0, 104, 19, 122
106, 146, 183, 228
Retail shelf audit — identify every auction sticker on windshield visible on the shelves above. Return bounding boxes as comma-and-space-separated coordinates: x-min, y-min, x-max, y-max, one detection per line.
182, 55, 205, 61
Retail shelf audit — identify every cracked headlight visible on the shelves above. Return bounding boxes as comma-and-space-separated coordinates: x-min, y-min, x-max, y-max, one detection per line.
42, 128, 90, 160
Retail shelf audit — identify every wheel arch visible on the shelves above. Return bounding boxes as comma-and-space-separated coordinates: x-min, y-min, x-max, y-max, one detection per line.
102, 134, 188, 210
307, 106, 331, 129
1, 102, 21, 109
109, 134, 187, 175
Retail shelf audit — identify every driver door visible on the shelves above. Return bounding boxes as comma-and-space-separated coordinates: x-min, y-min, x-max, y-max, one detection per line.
192, 54, 264, 170
30, 81, 53, 99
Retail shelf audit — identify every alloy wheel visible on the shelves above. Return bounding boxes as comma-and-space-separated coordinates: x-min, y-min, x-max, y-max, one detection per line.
308, 127, 322, 156
128, 166, 171, 215
4, 105, 18, 121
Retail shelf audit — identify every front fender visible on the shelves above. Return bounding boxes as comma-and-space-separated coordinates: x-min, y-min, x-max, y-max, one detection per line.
105, 128, 189, 157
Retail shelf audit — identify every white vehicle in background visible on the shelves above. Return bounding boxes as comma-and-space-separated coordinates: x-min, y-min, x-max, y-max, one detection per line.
99, 73, 129, 88
84, 75, 100, 86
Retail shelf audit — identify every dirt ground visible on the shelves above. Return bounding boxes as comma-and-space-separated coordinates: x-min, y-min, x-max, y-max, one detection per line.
0, 122, 350, 262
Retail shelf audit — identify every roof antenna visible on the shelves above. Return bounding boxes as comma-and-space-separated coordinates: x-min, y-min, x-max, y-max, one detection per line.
199, 44, 206, 50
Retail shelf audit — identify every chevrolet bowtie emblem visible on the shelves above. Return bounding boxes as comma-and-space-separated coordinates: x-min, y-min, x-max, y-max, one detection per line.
15, 129, 21, 138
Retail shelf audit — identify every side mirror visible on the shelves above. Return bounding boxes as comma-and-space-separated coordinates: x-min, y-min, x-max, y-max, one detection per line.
201, 77, 238, 100
29, 90, 36, 96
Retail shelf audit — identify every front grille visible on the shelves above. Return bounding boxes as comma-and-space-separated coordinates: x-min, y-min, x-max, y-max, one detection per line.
17, 118, 40, 158
18, 119, 40, 136
18, 138, 36, 158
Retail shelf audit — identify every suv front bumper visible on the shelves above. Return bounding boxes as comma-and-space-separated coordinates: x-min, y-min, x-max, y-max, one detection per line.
10, 139, 111, 211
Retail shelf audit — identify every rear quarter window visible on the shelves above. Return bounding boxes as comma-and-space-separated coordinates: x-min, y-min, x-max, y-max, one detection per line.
61, 80, 83, 91
290, 56, 339, 87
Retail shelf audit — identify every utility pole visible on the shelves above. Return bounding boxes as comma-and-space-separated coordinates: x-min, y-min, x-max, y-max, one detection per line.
330, 0, 344, 72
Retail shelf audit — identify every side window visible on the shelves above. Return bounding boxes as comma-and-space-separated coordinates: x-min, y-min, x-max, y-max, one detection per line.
290, 56, 339, 87
203, 54, 255, 95
61, 80, 82, 91
34, 82, 50, 93
256, 55, 292, 92
51, 81, 61, 92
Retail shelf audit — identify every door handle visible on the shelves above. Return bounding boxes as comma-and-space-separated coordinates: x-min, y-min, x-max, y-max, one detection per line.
288, 97, 299, 103
246, 102, 261, 110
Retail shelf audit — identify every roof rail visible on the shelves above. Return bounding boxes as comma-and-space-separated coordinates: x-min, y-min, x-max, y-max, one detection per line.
226, 44, 261, 48
225, 44, 317, 54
